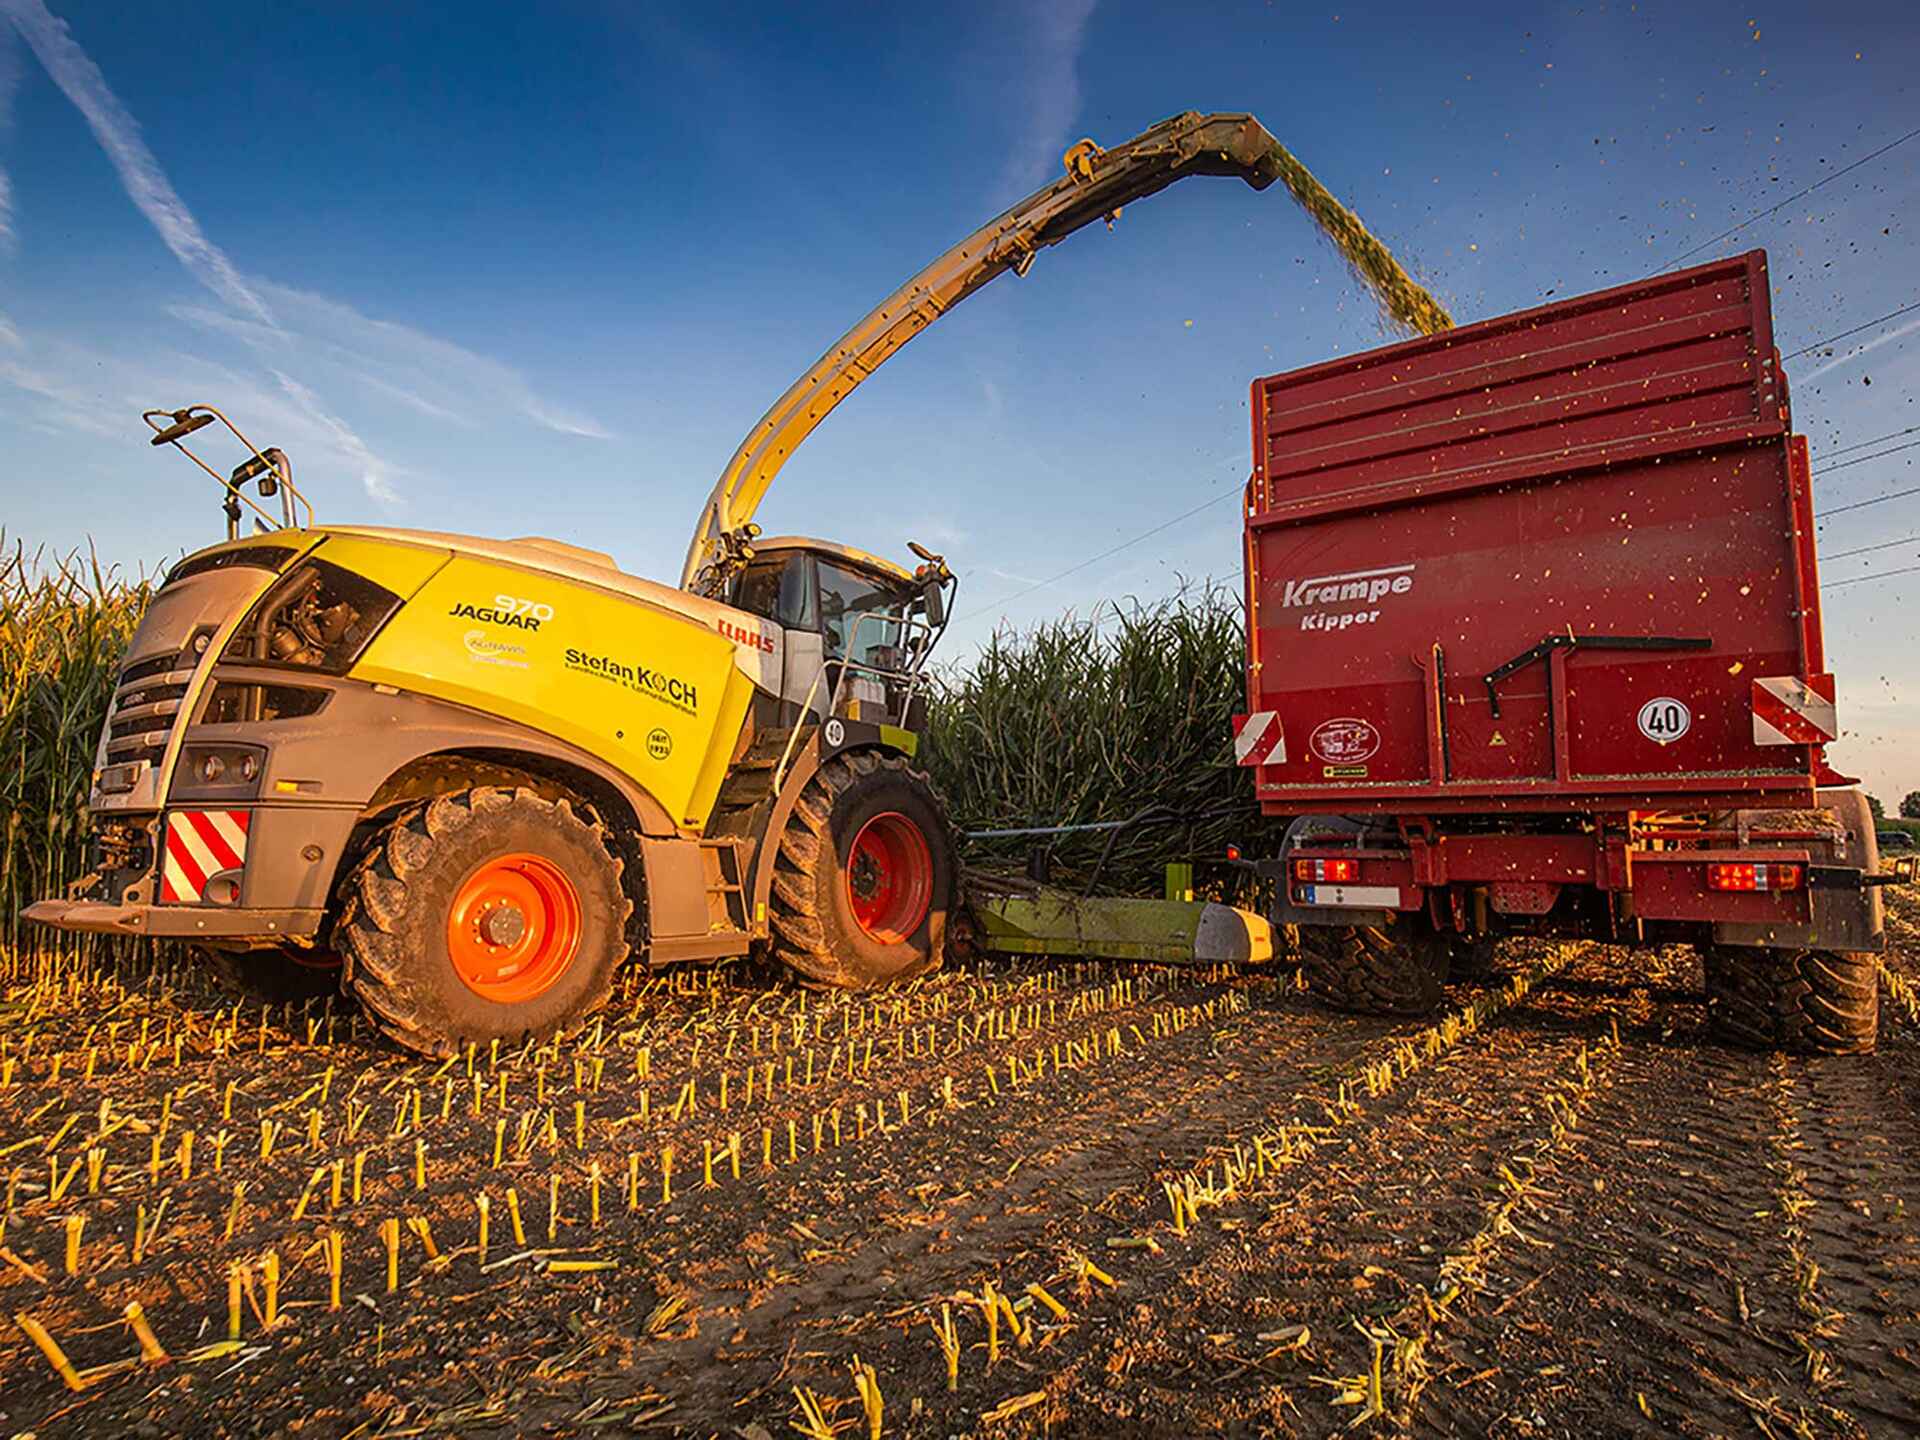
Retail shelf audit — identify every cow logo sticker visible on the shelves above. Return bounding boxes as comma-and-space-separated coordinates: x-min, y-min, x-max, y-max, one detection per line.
1637, 697, 1691, 744
1309, 716, 1381, 765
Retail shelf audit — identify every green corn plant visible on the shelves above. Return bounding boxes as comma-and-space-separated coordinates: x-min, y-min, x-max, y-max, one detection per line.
0, 539, 152, 957
923, 583, 1278, 900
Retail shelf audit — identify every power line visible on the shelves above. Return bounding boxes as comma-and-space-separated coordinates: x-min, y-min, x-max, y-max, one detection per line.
1816, 484, 1920, 520
956, 487, 1240, 623
1822, 533, 1920, 561
1783, 300, 1920, 363
1826, 561, 1920, 590
1814, 424, 1920, 461
1669, 123, 1920, 267
1812, 439, 1920, 476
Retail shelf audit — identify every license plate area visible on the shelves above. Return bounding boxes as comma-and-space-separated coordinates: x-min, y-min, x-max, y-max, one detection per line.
1299, 883, 1402, 908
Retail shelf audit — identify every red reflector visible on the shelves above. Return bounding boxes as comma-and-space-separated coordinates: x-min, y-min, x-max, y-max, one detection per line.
1293, 857, 1358, 883
1706, 862, 1804, 892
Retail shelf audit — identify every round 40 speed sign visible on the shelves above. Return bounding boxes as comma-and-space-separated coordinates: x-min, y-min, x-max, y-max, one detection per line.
1636, 696, 1692, 744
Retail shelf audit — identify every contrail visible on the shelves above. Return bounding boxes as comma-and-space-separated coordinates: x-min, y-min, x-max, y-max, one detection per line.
2, 0, 276, 327
0, 25, 20, 249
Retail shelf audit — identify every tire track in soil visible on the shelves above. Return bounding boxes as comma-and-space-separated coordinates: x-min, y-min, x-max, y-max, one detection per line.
1416, 1034, 1808, 1439
686, 954, 1602, 1435
1785, 1036, 1920, 1431
1417, 1016, 1920, 1439
1023, 964, 1626, 1438
628, 977, 1352, 1403
541, 967, 1505, 1425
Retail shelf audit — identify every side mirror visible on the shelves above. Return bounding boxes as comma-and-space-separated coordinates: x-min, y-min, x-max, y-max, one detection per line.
922, 578, 947, 628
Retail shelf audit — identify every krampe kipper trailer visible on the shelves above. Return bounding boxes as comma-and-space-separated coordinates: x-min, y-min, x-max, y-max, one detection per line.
1236, 251, 1893, 1054
25, 112, 1412, 1056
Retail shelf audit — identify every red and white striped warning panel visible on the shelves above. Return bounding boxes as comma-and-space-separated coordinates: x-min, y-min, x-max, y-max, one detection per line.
1232, 711, 1285, 767
160, 810, 251, 904
1751, 673, 1837, 746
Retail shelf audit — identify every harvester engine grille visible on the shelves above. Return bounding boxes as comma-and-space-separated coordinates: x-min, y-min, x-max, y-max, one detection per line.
104, 652, 197, 767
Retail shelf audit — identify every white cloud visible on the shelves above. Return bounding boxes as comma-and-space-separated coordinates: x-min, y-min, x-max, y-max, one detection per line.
2, 0, 609, 513
0, 309, 19, 349
170, 284, 614, 441
3, 0, 274, 325
270, 368, 404, 509
1801, 312, 1920, 383
0, 24, 19, 251
993, 0, 1098, 201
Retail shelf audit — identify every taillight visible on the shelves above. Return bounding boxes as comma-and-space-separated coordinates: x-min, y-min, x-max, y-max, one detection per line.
1293, 857, 1358, 883
1706, 862, 1803, 892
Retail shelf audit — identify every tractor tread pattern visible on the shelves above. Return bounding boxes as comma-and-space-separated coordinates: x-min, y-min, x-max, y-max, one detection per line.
769, 751, 951, 991
335, 786, 630, 1056
1302, 923, 1447, 1016
1704, 945, 1878, 1055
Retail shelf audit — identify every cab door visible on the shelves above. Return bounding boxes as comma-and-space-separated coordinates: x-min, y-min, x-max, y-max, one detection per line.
732, 555, 819, 721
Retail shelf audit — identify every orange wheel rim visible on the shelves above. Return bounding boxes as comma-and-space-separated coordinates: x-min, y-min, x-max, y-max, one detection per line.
846, 811, 933, 944
446, 852, 582, 1004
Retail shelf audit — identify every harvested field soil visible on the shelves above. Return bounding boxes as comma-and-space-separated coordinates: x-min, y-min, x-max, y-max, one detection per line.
2, 890, 1918, 1437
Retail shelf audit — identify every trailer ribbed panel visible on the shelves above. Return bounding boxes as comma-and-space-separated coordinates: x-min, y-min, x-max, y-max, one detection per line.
1252, 253, 1781, 520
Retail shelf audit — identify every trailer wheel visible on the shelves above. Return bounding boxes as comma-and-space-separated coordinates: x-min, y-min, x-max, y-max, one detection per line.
336, 787, 631, 1057
1448, 935, 1500, 982
1703, 945, 1878, 1055
196, 944, 342, 1006
1302, 919, 1447, 1016
769, 750, 955, 990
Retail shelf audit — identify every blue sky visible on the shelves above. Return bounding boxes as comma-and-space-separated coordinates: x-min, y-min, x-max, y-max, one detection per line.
2, 0, 1917, 801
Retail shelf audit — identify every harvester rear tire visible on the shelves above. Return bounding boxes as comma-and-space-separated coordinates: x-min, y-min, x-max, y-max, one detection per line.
769, 750, 955, 990
196, 944, 342, 1006
336, 787, 631, 1057
1302, 919, 1447, 1016
1703, 945, 1878, 1055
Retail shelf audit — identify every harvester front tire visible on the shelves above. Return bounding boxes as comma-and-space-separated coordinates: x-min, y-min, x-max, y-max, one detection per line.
1302, 919, 1447, 1016
769, 750, 955, 990
196, 944, 342, 1006
336, 787, 631, 1057
1703, 945, 1878, 1055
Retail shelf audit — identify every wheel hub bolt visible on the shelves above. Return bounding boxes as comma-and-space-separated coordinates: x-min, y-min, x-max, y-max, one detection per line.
482, 905, 526, 947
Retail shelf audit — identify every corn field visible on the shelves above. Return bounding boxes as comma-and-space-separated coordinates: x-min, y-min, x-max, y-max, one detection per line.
923, 585, 1273, 896
0, 544, 150, 953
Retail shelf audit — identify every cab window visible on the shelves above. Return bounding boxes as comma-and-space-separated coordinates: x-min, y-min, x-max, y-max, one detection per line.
734, 557, 816, 629
817, 560, 904, 668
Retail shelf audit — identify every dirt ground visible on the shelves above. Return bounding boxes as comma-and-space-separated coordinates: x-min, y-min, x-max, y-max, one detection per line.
1, 889, 1917, 1438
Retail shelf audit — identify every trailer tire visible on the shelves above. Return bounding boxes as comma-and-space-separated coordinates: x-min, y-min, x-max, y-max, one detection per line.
196, 944, 342, 1006
769, 750, 955, 990
336, 787, 631, 1057
1302, 919, 1448, 1016
1703, 945, 1878, 1055
1448, 935, 1500, 983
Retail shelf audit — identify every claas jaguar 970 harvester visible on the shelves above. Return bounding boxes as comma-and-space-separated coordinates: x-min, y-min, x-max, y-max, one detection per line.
27, 113, 1302, 1056
1235, 251, 1898, 1054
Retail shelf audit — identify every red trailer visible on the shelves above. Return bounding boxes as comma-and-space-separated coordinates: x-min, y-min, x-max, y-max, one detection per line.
1235, 251, 1891, 1053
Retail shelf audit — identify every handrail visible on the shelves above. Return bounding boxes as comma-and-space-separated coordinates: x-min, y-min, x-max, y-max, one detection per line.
141, 404, 315, 540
